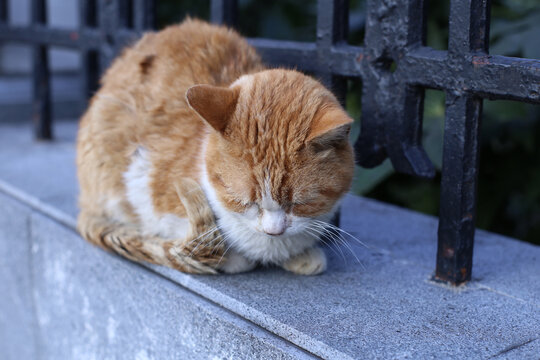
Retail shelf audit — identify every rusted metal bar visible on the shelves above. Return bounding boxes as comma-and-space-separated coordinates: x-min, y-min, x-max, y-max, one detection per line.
0, 26, 537, 102
248, 39, 318, 70
80, 0, 99, 101
316, 0, 350, 228
354, 0, 434, 178
434, 0, 491, 285
0, 24, 102, 48
0, 0, 7, 24
31, 0, 52, 140
448, 0, 490, 55
436, 94, 482, 284
81, 0, 98, 28
133, 0, 155, 32
98, 0, 120, 74
119, 0, 134, 29
315, 0, 349, 102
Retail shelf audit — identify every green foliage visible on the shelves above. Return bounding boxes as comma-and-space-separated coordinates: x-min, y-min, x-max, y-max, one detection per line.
155, 1, 208, 28
236, 0, 317, 42
491, 0, 540, 59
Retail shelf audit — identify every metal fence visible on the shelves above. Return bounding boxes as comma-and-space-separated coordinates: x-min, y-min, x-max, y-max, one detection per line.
0, 0, 539, 285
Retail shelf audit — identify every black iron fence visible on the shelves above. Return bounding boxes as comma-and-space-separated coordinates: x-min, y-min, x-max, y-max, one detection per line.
0, 0, 538, 285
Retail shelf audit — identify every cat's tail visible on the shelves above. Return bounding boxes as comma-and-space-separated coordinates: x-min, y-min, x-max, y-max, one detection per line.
77, 180, 225, 274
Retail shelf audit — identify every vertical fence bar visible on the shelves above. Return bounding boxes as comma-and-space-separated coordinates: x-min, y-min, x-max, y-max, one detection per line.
0, 0, 8, 88
355, 0, 434, 178
447, 0, 490, 56
470, 0, 491, 53
81, 0, 97, 27
316, 0, 349, 227
436, 94, 482, 284
98, 0, 120, 74
316, 0, 348, 102
133, 0, 155, 32
80, 0, 99, 101
210, 0, 238, 27
31, 0, 52, 140
435, 0, 490, 284
0, 0, 7, 24
119, 0, 134, 29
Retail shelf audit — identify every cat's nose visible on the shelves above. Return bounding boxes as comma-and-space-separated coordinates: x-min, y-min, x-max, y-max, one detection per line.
264, 227, 286, 236
261, 209, 287, 236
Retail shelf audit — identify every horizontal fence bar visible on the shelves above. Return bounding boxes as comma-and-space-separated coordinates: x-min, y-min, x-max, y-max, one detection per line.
404, 49, 540, 104
1, 24, 538, 105
0, 24, 102, 49
247, 38, 319, 71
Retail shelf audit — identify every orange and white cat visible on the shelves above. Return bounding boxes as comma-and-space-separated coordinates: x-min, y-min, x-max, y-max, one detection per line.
77, 19, 354, 275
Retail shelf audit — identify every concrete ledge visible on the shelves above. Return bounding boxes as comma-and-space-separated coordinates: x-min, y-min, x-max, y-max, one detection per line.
0, 121, 539, 359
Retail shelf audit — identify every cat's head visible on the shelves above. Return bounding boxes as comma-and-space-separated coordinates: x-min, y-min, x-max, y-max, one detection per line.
186, 69, 354, 240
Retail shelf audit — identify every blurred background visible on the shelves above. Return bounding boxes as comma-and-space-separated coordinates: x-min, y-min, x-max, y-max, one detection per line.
1, 0, 538, 245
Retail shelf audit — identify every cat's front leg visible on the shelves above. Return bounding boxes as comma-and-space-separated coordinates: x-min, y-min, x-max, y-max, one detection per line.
282, 247, 327, 275
218, 250, 257, 274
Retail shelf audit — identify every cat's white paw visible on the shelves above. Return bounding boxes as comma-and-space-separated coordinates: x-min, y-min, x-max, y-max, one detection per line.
218, 251, 257, 274
282, 247, 327, 275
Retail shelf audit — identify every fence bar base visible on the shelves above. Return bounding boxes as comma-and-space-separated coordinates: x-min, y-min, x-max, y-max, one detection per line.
435, 94, 482, 285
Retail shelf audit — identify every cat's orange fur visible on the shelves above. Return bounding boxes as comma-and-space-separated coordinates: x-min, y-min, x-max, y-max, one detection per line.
77, 19, 354, 275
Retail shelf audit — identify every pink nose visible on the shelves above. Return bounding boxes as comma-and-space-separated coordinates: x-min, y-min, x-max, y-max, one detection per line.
261, 209, 287, 236
263, 228, 285, 236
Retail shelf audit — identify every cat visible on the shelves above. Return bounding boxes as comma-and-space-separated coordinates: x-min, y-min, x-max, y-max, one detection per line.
76, 18, 354, 275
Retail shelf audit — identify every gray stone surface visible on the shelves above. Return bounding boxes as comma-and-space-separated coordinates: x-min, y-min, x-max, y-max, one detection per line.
0, 121, 539, 359
0, 194, 37, 360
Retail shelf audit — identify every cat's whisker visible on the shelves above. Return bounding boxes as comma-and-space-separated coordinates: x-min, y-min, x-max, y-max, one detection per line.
217, 240, 235, 266
310, 222, 360, 264
186, 227, 222, 256
313, 220, 370, 250
310, 222, 364, 268
189, 233, 223, 255
211, 237, 228, 255
306, 225, 347, 262
184, 226, 219, 248
209, 229, 235, 255
324, 228, 363, 267
305, 228, 343, 261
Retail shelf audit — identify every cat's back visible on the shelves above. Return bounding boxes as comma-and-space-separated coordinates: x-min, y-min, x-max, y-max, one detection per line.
102, 19, 262, 94
77, 19, 262, 219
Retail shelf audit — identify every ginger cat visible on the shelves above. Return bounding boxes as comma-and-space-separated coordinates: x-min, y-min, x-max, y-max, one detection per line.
77, 19, 354, 275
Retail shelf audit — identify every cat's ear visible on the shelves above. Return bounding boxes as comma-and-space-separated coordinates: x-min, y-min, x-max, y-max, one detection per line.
308, 108, 352, 151
186, 84, 239, 133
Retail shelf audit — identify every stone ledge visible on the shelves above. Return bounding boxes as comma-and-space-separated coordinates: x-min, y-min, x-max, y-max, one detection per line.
0, 121, 539, 359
